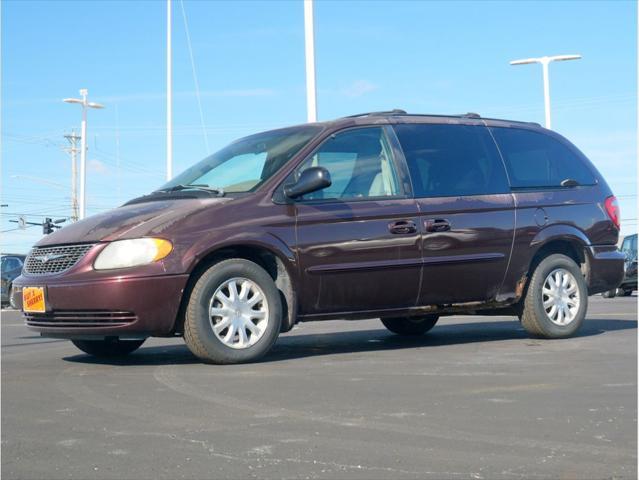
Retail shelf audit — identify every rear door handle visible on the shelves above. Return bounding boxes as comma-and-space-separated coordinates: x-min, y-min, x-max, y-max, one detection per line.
389, 220, 417, 235
425, 218, 451, 232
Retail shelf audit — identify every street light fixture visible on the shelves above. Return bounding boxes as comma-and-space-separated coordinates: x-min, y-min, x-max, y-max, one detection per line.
63, 89, 104, 220
509, 54, 582, 129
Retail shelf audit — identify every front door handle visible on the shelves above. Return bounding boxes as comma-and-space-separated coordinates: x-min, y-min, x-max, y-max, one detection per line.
389, 220, 417, 235
425, 218, 451, 232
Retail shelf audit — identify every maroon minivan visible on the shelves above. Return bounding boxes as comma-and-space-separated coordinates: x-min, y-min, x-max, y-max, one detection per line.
12, 111, 624, 364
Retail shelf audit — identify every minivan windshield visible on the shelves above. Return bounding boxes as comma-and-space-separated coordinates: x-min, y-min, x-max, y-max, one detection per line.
156, 125, 322, 194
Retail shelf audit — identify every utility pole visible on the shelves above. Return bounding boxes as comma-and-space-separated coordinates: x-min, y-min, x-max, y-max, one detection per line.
63, 89, 104, 220
509, 54, 582, 129
63, 130, 80, 222
303, 0, 317, 122
166, 0, 173, 180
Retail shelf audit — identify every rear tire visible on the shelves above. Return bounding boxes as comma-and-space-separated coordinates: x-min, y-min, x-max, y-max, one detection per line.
72, 338, 145, 357
623, 289, 634, 297
183, 259, 282, 364
602, 289, 616, 298
381, 315, 439, 336
521, 254, 587, 339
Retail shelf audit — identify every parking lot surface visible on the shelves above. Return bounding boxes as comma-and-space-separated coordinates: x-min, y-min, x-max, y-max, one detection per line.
2, 295, 637, 479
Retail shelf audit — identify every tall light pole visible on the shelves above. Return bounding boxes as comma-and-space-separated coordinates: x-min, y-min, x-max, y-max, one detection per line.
63, 89, 104, 220
303, 0, 317, 123
509, 54, 582, 129
166, 0, 173, 180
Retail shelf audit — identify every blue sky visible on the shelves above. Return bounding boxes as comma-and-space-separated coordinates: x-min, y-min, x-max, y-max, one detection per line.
2, 0, 637, 252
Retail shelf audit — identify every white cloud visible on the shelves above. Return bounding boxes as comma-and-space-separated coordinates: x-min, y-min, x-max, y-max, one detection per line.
87, 159, 108, 174
339, 80, 379, 98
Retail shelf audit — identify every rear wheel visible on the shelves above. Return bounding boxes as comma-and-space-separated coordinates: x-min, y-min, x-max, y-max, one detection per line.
183, 259, 282, 364
602, 289, 616, 298
623, 289, 634, 297
521, 254, 587, 338
72, 338, 145, 357
381, 315, 439, 336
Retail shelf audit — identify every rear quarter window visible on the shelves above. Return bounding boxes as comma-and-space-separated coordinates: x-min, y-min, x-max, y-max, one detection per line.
490, 127, 596, 188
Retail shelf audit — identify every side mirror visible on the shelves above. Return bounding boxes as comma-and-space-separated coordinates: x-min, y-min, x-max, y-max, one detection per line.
284, 166, 331, 199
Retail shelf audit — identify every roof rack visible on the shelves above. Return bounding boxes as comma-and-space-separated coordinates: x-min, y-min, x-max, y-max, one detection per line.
343, 109, 407, 118
336, 110, 541, 127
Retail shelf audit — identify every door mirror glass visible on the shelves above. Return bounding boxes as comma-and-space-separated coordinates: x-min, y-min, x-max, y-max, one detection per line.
284, 166, 332, 199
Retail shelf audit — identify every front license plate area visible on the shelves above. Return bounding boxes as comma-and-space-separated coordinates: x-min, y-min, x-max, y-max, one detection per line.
23, 287, 46, 313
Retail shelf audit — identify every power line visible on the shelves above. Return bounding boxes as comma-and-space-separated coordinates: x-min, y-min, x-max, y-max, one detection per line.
179, 0, 210, 153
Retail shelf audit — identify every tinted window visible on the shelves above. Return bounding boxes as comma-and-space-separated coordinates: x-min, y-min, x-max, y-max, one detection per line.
490, 127, 596, 188
622, 235, 637, 257
393, 124, 509, 198
295, 127, 401, 200
2, 257, 21, 271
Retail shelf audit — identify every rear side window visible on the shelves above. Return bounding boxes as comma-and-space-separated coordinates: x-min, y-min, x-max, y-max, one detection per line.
490, 127, 596, 188
393, 124, 509, 198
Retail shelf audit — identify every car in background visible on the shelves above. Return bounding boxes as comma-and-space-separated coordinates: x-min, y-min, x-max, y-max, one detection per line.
1, 254, 26, 308
603, 233, 637, 298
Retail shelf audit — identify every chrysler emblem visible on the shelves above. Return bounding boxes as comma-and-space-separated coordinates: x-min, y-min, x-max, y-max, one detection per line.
33, 253, 66, 264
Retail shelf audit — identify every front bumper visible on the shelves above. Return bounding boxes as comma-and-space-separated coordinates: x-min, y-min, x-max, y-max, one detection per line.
12, 274, 189, 339
586, 245, 625, 295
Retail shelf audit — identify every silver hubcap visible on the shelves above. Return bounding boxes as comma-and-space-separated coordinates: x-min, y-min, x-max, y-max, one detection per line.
542, 268, 580, 326
209, 277, 269, 349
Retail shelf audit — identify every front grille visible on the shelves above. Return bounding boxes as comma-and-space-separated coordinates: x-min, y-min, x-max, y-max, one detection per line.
25, 310, 137, 328
24, 244, 94, 275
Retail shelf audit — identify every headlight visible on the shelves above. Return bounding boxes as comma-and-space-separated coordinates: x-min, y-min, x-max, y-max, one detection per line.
94, 238, 173, 270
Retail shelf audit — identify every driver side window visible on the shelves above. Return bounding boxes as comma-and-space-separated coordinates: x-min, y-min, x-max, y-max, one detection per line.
295, 127, 400, 201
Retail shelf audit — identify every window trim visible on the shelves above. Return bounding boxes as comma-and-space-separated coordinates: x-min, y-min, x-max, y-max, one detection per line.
274, 125, 413, 205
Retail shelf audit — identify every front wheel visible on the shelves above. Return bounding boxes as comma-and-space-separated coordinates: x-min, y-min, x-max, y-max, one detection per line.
183, 259, 282, 364
381, 315, 439, 336
8, 285, 16, 309
72, 338, 145, 357
520, 254, 588, 339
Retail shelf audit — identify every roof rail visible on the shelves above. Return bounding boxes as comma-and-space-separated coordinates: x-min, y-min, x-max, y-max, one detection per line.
461, 112, 481, 119
342, 109, 407, 118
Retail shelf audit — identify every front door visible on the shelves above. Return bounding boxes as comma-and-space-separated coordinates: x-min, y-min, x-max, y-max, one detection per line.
392, 122, 516, 305
293, 126, 422, 315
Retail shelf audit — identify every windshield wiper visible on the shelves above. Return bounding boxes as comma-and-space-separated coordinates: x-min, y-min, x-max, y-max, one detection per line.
156, 184, 225, 196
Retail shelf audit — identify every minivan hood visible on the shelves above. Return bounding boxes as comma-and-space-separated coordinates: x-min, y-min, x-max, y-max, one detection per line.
35, 198, 232, 247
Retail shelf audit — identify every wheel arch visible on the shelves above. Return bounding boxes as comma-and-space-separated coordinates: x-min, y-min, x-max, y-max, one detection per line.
516, 225, 590, 307
174, 241, 298, 335
529, 224, 590, 271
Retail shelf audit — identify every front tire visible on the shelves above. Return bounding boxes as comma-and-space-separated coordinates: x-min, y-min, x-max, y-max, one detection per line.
72, 338, 145, 357
8, 285, 16, 309
521, 254, 588, 339
183, 259, 282, 364
381, 315, 439, 336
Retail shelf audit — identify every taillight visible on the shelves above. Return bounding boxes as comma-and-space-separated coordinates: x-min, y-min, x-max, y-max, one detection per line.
604, 196, 620, 230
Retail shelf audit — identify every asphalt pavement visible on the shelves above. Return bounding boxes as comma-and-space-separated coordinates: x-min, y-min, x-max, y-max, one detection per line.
2, 295, 637, 479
